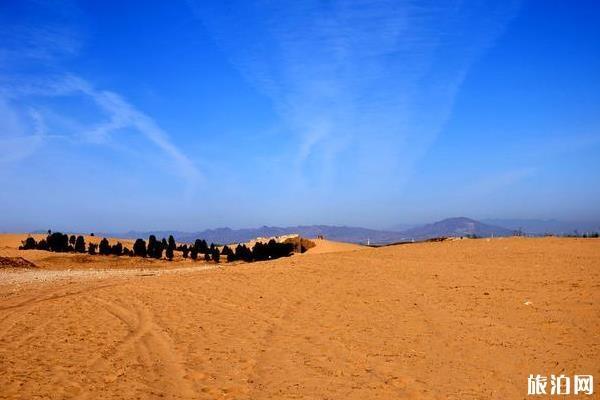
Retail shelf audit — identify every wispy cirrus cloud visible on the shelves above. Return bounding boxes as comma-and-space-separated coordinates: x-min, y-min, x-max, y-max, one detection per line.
0, 99, 44, 164
0, 1, 200, 188
0, 76, 202, 187
189, 0, 519, 194
61, 76, 201, 184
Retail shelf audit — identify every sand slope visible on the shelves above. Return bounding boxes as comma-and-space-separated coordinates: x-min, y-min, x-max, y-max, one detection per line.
301, 238, 365, 254
0, 237, 599, 399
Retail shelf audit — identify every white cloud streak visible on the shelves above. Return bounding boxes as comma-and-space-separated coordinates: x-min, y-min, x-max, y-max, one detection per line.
0, 1, 201, 188
190, 0, 519, 193
0, 99, 44, 164
63, 76, 201, 184
0, 75, 202, 186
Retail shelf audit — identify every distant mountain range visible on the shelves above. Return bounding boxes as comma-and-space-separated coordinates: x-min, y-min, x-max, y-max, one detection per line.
112, 225, 404, 245
397, 217, 513, 240
32, 217, 599, 245
101, 217, 518, 245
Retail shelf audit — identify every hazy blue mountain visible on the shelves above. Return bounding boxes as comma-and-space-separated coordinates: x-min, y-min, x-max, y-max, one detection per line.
92, 217, 517, 245
397, 217, 514, 240
108, 225, 405, 245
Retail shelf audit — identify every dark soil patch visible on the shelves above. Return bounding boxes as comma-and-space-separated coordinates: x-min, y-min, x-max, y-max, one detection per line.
0, 257, 37, 269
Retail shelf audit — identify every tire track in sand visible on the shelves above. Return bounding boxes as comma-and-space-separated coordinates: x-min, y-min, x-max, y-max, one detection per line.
0, 283, 120, 347
75, 297, 197, 399
0, 283, 119, 315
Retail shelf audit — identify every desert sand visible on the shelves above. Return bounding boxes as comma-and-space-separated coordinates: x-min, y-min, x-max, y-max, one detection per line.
301, 238, 365, 254
0, 235, 598, 399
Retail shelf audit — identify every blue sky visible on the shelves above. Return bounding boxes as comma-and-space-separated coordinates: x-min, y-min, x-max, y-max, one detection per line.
1, 0, 599, 232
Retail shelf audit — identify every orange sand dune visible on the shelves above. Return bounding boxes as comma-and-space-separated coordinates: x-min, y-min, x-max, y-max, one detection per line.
302, 238, 365, 254
0, 236, 599, 399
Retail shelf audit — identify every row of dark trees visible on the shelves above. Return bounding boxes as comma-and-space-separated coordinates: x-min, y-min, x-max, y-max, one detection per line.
20, 232, 89, 253
20, 232, 296, 263
132, 235, 179, 261
20, 233, 133, 256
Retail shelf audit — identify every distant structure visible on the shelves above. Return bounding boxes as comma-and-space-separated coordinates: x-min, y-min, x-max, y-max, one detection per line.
317, 234, 325, 240
248, 234, 300, 248
244, 234, 315, 254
